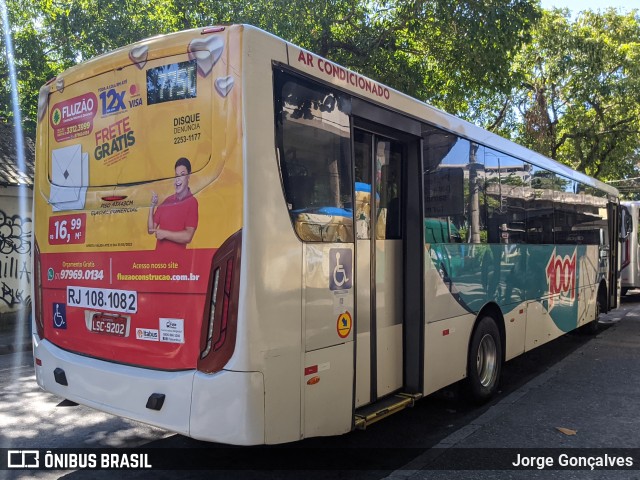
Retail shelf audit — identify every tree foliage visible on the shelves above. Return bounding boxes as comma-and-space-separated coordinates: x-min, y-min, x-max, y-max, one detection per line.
508, 8, 640, 181
1, 0, 539, 135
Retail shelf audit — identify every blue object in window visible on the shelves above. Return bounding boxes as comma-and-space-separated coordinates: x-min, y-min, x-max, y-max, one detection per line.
316, 206, 352, 217
292, 207, 352, 218
355, 182, 371, 193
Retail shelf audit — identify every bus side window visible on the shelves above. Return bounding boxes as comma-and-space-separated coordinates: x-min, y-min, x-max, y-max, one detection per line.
527, 166, 555, 244
275, 71, 353, 243
421, 126, 482, 245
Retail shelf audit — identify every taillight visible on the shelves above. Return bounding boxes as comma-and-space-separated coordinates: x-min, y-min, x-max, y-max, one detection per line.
34, 241, 45, 339
198, 230, 242, 373
200, 268, 220, 359
214, 258, 234, 351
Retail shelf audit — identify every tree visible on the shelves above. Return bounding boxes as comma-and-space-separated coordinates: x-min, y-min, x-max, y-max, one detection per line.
0, 0, 58, 133
508, 8, 640, 181
1, 0, 181, 134
207, 0, 541, 119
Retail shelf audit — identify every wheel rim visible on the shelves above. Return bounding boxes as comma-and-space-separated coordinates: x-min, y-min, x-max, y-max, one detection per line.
476, 333, 497, 388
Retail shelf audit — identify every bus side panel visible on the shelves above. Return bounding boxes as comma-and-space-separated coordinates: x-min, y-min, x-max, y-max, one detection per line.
578, 284, 598, 327
303, 244, 355, 351
577, 245, 599, 328
503, 304, 527, 361
424, 241, 602, 388
240, 27, 303, 444
423, 245, 476, 395
525, 244, 599, 351
424, 245, 471, 324
303, 343, 353, 438
525, 300, 565, 351
301, 243, 354, 436
423, 314, 474, 395
190, 370, 265, 445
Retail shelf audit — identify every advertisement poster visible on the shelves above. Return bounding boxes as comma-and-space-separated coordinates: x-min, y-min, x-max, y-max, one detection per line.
35, 27, 244, 369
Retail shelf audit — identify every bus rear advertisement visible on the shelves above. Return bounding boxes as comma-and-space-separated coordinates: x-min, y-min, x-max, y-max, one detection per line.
35, 28, 243, 372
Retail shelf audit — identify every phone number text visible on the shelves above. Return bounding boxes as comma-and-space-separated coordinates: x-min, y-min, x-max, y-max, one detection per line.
59, 269, 104, 281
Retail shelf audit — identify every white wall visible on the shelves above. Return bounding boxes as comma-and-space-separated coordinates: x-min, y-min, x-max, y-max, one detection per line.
0, 186, 32, 315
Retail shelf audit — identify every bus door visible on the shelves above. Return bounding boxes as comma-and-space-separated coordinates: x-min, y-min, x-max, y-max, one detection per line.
353, 127, 408, 407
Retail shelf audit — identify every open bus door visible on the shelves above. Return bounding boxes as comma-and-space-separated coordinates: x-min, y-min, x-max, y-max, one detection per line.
351, 101, 424, 425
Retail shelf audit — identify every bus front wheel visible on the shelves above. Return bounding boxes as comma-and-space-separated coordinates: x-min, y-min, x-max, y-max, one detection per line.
465, 316, 502, 404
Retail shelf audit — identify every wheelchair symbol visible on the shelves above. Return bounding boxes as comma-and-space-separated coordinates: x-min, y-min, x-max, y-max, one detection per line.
329, 248, 352, 291
53, 303, 66, 329
333, 252, 349, 287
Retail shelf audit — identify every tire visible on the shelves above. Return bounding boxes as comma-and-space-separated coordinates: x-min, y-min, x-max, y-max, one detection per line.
465, 316, 502, 404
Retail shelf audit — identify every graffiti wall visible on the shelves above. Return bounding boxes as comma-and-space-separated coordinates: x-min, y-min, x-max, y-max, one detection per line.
0, 187, 32, 314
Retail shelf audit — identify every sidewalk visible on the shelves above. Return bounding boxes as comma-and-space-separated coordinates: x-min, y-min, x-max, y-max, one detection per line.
387, 300, 640, 478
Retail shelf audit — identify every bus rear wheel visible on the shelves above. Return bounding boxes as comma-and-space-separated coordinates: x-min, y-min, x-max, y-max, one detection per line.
465, 316, 502, 404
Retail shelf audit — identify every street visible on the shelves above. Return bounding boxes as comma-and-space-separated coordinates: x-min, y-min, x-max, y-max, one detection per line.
1, 296, 637, 480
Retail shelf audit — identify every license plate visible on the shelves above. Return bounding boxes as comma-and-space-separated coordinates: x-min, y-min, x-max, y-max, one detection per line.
90, 313, 129, 337
67, 286, 138, 314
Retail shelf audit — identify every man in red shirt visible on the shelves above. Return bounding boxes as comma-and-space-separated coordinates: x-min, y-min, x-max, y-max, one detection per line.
148, 157, 199, 252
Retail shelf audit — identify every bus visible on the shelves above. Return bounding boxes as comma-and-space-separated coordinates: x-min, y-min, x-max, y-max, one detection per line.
33, 24, 620, 445
620, 202, 637, 295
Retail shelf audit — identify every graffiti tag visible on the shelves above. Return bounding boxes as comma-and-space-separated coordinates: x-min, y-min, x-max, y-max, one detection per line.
0, 281, 29, 308
0, 211, 32, 255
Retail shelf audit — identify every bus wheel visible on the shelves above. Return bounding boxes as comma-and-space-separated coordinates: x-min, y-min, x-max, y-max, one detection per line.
466, 316, 502, 404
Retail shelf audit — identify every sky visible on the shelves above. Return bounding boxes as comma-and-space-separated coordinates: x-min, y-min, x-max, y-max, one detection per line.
539, 0, 640, 15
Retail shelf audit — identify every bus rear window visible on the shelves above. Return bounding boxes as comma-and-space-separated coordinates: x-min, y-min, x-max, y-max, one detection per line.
47, 53, 212, 189
147, 60, 197, 105
275, 70, 353, 243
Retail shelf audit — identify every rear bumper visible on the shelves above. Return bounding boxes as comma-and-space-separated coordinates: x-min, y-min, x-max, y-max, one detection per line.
33, 335, 265, 445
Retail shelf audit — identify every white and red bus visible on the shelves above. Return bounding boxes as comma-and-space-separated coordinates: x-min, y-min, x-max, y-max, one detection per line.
33, 25, 620, 445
